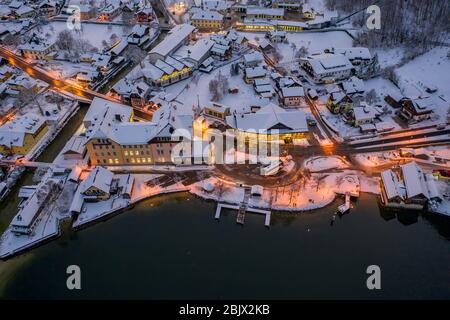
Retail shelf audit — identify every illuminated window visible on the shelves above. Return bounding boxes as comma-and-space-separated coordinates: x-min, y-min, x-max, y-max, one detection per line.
136, 158, 141, 163
114, 159, 119, 164
147, 158, 152, 163
130, 158, 135, 163
108, 159, 113, 164
141, 158, 146, 163
130, 151, 134, 156
135, 150, 140, 156
124, 151, 128, 156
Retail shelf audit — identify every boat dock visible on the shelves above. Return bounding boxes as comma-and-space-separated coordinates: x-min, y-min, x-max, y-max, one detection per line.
338, 193, 351, 214
215, 203, 271, 227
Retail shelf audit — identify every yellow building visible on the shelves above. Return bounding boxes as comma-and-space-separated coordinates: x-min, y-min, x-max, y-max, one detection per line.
191, 10, 224, 31
0, 115, 48, 155
84, 98, 193, 166
145, 56, 192, 87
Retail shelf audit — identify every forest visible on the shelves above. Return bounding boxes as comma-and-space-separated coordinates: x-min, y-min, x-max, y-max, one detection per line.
325, 0, 450, 49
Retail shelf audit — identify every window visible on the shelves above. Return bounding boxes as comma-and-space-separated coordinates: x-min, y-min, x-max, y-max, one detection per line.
147, 158, 152, 163
103, 159, 107, 164
124, 151, 129, 156
114, 159, 119, 164
135, 151, 140, 156
130, 158, 135, 163
130, 151, 134, 156
108, 159, 113, 164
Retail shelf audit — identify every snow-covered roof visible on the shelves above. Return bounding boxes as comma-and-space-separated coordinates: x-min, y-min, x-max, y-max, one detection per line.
15, 5, 34, 16
192, 10, 223, 21
0, 114, 46, 147
84, 98, 133, 140
245, 66, 266, 79
247, 7, 284, 17
381, 170, 406, 201
333, 47, 372, 61
181, 38, 214, 63
281, 86, 304, 98
243, 51, 263, 65
227, 103, 308, 134
342, 76, 365, 94
109, 122, 156, 145
63, 136, 86, 155
150, 24, 195, 58
401, 162, 429, 199
353, 105, 377, 122
307, 53, 353, 75
80, 166, 114, 195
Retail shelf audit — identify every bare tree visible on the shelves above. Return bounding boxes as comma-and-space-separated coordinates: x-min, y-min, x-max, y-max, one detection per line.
125, 46, 147, 66
209, 79, 221, 101
2, 34, 21, 46
15, 87, 44, 115
365, 89, 377, 104
295, 46, 309, 59
55, 30, 75, 53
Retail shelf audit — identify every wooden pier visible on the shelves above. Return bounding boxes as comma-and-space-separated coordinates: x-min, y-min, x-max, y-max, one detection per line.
214, 203, 271, 227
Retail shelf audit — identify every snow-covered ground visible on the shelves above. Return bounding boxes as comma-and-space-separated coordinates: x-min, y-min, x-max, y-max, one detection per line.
303, 156, 350, 172
30, 21, 129, 49
167, 63, 273, 114
396, 47, 450, 98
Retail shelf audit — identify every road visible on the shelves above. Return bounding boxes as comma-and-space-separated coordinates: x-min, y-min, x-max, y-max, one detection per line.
0, 46, 119, 103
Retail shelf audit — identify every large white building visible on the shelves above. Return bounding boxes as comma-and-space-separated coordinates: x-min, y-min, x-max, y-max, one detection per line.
148, 24, 196, 63
302, 53, 354, 83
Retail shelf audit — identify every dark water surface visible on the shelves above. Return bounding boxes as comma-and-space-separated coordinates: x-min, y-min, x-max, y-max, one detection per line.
0, 193, 449, 299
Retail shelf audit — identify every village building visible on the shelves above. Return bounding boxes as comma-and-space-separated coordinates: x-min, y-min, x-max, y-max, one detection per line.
226, 103, 308, 144
349, 104, 378, 127
18, 33, 56, 60
398, 97, 435, 123
14, 5, 34, 18
266, 30, 286, 43
190, 10, 224, 31
177, 38, 214, 69
149, 24, 196, 63
136, 7, 155, 23
62, 136, 87, 160
243, 52, 264, 67
202, 102, 231, 121
279, 86, 305, 107
98, 2, 121, 21
246, 7, 284, 20
302, 53, 354, 83
326, 91, 353, 114
84, 98, 193, 166
80, 166, 114, 201
272, 0, 302, 11
244, 66, 267, 84
127, 24, 151, 46
140, 55, 192, 87
329, 47, 378, 78
0, 114, 48, 155
38, 0, 58, 17
380, 162, 441, 210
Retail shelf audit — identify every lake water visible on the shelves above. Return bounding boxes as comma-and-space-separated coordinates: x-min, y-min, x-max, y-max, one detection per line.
0, 193, 449, 299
